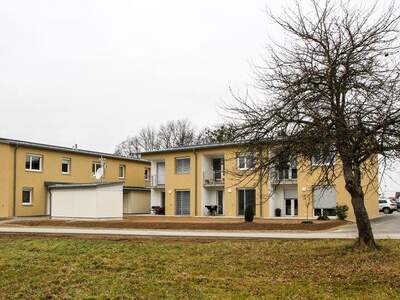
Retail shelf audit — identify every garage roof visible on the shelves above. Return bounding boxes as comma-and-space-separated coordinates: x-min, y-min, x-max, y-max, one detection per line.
47, 181, 124, 190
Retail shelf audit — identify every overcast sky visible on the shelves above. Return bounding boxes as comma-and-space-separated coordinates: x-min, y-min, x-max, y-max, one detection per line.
1, 0, 399, 196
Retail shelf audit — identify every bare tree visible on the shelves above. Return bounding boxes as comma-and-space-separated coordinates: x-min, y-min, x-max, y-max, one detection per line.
198, 123, 238, 144
114, 136, 142, 158
158, 119, 196, 148
228, 0, 400, 249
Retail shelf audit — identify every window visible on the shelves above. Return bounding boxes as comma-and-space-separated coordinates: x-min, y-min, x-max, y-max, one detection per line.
92, 162, 102, 176
312, 152, 335, 166
176, 191, 190, 215
176, 157, 190, 174
22, 188, 33, 205
119, 165, 125, 179
313, 186, 337, 217
237, 154, 255, 170
25, 154, 42, 171
61, 158, 71, 175
238, 189, 256, 216
144, 168, 150, 180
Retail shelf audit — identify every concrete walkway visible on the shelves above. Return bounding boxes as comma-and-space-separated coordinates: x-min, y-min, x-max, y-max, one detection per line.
0, 224, 399, 239
1, 213, 399, 240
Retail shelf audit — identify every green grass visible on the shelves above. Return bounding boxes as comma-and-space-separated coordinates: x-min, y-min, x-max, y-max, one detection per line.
0, 237, 399, 299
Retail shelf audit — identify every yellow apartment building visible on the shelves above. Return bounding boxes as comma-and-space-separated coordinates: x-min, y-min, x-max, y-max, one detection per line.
0, 137, 151, 218
141, 143, 379, 221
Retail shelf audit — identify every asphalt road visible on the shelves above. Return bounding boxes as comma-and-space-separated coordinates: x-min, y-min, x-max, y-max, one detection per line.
334, 212, 400, 234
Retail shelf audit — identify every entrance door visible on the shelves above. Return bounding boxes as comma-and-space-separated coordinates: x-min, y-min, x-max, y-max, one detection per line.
161, 192, 165, 208
238, 189, 256, 216
285, 198, 298, 216
212, 158, 223, 182
156, 162, 165, 185
217, 190, 224, 215
176, 191, 190, 215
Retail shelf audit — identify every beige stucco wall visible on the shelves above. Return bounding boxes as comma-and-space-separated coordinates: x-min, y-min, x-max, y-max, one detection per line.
142, 146, 379, 221
0, 144, 150, 217
0, 144, 14, 218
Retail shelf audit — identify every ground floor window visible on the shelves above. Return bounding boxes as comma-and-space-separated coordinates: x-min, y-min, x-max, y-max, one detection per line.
238, 189, 256, 216
176, 190, 190, 215
313, 186, 336, 217
22, 188, 33, 205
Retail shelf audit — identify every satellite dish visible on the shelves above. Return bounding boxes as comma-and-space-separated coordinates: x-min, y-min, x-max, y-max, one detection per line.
95, 167, 104, 180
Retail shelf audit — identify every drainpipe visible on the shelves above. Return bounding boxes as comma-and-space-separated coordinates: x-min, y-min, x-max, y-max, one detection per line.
193, 149, 197, 216
12, 143, 18, 217
48, 188, 52, 219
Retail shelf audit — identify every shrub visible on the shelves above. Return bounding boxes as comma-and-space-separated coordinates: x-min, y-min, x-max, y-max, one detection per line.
317, 210, 330, 221
245, 206, 255, 222
336, 205, 349, 220
317, 214, 330, 221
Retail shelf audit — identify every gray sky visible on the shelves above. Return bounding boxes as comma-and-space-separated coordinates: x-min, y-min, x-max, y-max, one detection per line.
1, 0, 399, 196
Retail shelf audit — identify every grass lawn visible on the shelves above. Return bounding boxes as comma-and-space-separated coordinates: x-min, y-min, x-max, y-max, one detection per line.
0, 236, 398, 299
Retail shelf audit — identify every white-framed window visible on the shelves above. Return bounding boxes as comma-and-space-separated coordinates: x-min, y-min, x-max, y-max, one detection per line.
237, 154, 255, 171
22, 188, 33, 205
311, 152, 336, 166
144, 168, 150, 180
25, 154, 42, 172
119, 164, 126, 179
92, 162, 102, 176
176, 157, 190, 174
61, 158, 71, 175
313, 186, 337, 217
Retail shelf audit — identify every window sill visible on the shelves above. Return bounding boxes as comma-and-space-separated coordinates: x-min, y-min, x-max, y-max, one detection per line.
62, 172, 71, 175
21, 203, 32, 206
25, 169, 42, 173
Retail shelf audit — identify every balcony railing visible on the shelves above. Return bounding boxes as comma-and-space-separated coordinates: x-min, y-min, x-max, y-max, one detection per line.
271, 168, 298, 184
145, 175, 165, 188
203, 170, 224, 186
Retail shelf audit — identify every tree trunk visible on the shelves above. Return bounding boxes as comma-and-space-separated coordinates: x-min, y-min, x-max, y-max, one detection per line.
342, 162, 378, 250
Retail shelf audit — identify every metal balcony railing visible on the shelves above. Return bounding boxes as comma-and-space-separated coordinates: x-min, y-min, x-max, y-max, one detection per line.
145, 175, 165, 188
203, 170, 224, 186
271, 168, 298, 184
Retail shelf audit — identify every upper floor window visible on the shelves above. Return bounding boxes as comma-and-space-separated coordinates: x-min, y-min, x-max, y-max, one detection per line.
311, 152, 335, 166
92, 162, 103, 176
176, 157, 190, 174
119, 165, 126, 179
62, 158, 71, 175
25, 154, 42, 172
237, 154, 255, 171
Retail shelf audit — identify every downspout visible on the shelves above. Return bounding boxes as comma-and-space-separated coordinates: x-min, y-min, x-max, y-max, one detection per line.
12, 143, 18, 217
48, 188, 52, 219
193, 149, 197, 216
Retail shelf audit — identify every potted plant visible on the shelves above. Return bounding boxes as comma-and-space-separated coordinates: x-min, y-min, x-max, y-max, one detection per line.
275, 208, 281, 217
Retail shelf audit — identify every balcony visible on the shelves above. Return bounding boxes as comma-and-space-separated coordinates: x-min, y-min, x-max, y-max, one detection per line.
145, 175, 165, 188
271, 168, 298, 184
203, 170, 224, 187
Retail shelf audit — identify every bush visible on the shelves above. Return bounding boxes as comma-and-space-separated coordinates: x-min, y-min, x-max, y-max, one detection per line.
245, 206, 255, 222
317, 210, 330, 221
317, 214, 330, 221
336, 205, 349, 220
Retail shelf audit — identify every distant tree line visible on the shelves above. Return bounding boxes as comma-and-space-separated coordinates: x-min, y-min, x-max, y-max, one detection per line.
114, 119, 237, 158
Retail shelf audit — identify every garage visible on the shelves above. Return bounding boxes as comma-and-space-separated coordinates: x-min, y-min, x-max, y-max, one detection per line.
123, 187, 151, 214
48, 182, 124, 219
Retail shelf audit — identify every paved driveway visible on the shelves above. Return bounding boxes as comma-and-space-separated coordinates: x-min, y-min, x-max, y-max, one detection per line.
333, 212, 400, 234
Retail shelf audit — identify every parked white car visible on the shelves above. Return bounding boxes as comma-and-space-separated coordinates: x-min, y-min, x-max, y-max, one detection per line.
379, 198, 397, 214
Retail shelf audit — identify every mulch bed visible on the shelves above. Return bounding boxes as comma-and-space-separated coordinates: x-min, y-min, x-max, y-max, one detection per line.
4, 219, 348, 231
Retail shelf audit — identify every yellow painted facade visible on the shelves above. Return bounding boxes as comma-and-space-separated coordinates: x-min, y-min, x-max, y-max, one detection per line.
142, 145, 379, 221
0, 141, 150, 218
